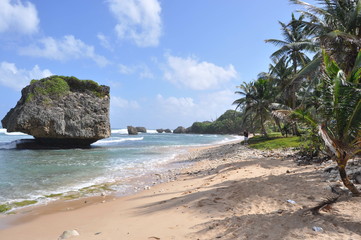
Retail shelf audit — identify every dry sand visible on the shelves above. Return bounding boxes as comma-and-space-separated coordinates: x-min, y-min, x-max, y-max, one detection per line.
1, 142, 361, 240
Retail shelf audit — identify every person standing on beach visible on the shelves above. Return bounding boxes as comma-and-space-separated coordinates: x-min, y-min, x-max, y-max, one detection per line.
243, 130, 249, 145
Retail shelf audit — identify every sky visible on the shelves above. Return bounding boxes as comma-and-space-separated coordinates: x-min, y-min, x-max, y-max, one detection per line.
0, 0, 316, 129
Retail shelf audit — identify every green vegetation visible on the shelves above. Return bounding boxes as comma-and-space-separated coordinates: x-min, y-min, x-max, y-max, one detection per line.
232, 0, 361, 195
249, 135, 304, 150
34, 76, 70, 97
189, 110, 242, 134
26, 75, 108, 102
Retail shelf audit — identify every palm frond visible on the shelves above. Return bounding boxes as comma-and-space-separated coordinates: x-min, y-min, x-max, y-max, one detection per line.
264, 39, 289, 47
318, 124, 338, 156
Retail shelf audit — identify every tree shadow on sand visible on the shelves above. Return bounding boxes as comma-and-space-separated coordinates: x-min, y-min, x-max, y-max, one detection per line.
132, 153, 361, 239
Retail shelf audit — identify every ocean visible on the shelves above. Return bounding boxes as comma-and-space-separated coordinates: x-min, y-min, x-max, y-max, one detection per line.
0, 129, 240, 210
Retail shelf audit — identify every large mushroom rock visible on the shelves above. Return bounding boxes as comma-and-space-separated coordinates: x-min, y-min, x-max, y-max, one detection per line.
173, 126, 187, 134
1, 76, 111, 148
127, 126, 138, 135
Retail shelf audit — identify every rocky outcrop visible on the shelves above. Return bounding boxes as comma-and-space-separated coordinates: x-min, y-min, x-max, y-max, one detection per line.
173, 126, 187, 134
127, 126, 138, 135
1, 76, 111, 148
136, 127, 147, 133
156, 128, 172, 133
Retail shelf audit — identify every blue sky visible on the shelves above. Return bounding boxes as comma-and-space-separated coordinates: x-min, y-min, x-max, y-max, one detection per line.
0, 0, 315, 129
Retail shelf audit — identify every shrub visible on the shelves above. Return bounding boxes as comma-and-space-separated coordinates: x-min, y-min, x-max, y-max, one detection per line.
33, 76, 70, 98
26, 75, 108, 102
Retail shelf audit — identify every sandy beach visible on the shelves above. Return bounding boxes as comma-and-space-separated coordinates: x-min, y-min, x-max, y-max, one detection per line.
1, 141, 361, 240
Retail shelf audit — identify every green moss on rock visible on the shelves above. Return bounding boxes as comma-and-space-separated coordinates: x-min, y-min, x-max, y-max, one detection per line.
0, 204, 12, 213
44, 193, 63, 198
12, 200, 38, 207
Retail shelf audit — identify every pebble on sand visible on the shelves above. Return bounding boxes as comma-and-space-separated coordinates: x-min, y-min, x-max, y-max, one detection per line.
58, 229, 80, 239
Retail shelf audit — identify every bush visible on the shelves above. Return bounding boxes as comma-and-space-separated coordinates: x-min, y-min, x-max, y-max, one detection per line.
26, 75, 108, 102
34, 77, 70, 97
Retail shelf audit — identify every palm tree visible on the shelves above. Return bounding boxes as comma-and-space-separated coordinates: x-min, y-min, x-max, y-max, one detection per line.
290, 0, 361, 75
266, 14, 315, 135
233, 78, 276, 137
268, 56, 294, 108
274, 50, 361, 195
318, 50, 361, 195
265, 14, 314, 76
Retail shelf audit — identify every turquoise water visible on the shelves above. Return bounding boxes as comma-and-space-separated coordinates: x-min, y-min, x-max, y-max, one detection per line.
0, 129, 240, 207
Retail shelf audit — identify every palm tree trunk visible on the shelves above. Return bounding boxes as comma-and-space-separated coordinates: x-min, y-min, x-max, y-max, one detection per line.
273, 116, 283, 135
260, 113, 268, 138
338, 163, 360, 196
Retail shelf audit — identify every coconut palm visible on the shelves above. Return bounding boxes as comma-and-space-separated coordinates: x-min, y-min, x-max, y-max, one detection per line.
266, 14, 316, 136
318, 50, 361, 195
290, 0, 361, 75
274, 50, 361, 195
233, 78, 276, 137
265, 14, 314, 75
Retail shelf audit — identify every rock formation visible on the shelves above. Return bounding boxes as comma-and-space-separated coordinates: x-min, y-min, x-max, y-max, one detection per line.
136, 127, 147, 133
173, 126, 187, 134
127, 126, 138, 135
1, 76, 111, 148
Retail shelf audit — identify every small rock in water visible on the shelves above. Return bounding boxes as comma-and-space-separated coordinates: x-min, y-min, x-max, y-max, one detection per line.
58, 230, 80, 239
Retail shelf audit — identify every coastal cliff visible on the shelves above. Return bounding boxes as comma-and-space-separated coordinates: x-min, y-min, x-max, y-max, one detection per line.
1, 76, 111, 148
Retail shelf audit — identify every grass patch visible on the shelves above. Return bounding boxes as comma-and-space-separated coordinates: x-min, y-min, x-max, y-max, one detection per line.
248, 134, 304, 150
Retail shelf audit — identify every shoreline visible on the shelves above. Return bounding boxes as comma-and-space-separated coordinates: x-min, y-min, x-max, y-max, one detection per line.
1, 140, 361, 239
0, 139, 242, 229
0, 134, 243, 217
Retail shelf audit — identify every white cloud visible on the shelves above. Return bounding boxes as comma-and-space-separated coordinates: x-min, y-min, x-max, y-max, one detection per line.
19, 35, 110, 67
0, 62, 52, 91
163, 55, 238, 90
111, 96, 140, 109
106, 0, 162, 47
197, 90, 235, 119
118, 63, 154, 79
97, 33, 114, 51
0, 0, 39, 34
156, 94, 195, 116
156, 90, 234, 121
118, 64, 134, 75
